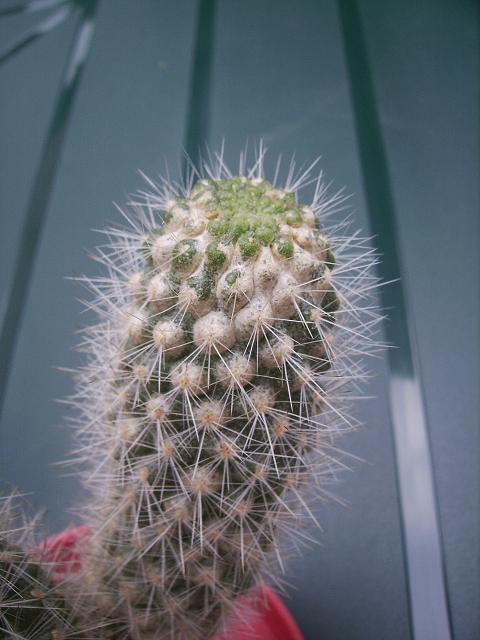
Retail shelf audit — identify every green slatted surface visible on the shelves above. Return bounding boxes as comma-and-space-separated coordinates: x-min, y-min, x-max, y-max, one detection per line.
0, 2, 477, 639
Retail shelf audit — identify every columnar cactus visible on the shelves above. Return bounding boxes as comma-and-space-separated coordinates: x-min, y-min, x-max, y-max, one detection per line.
0, 149, 380, 639
67, 151, 380, 639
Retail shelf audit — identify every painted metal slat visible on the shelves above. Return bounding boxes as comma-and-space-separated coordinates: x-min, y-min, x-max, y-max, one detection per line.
206, 1, 411, 638
338, 3, 451, 638
0, 8, 76, 332
0, 0, 99, 420
354, 3, 479, 639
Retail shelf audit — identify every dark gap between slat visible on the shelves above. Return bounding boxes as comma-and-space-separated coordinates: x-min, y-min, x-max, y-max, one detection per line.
182, 0, 217, 177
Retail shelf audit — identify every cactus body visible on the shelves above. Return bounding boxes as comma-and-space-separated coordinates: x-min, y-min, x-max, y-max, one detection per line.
0, 150, 380, 640
69, 153, 380, 640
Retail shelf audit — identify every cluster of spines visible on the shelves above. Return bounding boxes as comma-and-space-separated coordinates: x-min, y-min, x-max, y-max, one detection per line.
0, 495, 71, 640
60, 149, 382, 640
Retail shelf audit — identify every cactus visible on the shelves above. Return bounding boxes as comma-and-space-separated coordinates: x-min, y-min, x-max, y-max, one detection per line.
0, 148, 380, 639
0, 495, 71, 639
66, 149, 380, 640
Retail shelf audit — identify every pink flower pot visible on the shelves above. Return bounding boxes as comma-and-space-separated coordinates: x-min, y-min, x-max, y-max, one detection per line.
40, 527, 303, 640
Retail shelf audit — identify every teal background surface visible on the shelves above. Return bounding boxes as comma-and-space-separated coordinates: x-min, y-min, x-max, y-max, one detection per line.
0, 2, 478, 639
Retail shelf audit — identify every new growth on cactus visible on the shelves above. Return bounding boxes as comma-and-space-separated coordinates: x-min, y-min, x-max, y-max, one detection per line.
0, 146, 382, 640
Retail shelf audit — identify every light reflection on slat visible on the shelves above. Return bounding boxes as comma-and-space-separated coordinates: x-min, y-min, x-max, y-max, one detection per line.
0, 4, 71, 66
0, 0, 69, 18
